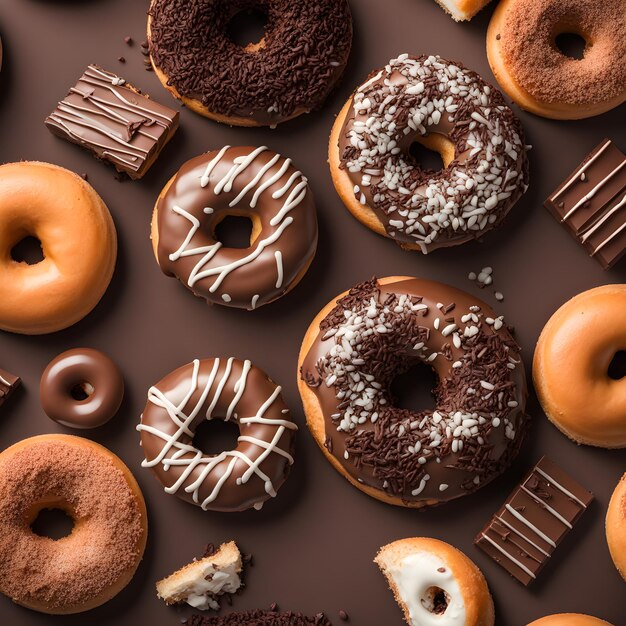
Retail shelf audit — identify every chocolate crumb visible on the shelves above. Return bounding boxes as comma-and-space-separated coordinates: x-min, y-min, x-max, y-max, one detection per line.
124, 36, 133, 45
339, 609, 349, 620
118, 56, 126, 63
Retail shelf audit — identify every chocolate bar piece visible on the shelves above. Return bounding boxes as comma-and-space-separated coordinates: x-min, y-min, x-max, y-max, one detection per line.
45, 65, 179, 179
475, 456, 593, 585
545, 139, 626, 269
0, 368, 20, 407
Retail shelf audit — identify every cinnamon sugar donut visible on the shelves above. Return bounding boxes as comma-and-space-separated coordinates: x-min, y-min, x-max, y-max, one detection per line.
0, 435, 147, 614
487, 0, 626, 119
0, 162, 117, 334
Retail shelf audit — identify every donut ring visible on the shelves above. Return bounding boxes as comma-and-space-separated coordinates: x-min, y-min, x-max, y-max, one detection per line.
147, 0, 352, 127
0, 435, 147, 614
40, 349, 124, 430
152, 146, 318, 310
0, 162, 117, 335
138, 358, 298, 512
487, 0, 626, 119
375, 537, 494, 626
606, 473, 626, 581
329, 54, 529, 254
527, 615, 613, 626
298, 276, 528, 508
533, 285, 626, 448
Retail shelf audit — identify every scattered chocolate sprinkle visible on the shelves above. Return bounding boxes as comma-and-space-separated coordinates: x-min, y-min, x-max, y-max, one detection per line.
124, 36, 133, 45
270, 602, 278, 612
185, 611, 332, 626
118, 56, 126, 63
338, 609, 349, 621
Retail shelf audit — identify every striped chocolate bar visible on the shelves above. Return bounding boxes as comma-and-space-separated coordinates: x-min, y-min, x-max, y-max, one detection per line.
475, 456, 593, 585
0, 368, 20, 407
545, 139, 626, 269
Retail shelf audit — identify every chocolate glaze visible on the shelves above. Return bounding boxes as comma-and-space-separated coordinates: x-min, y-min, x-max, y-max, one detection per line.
545, 139, 626, 269
138, 358, 297, 513
45, 65, 179, 180
301, 278, 528, 506
155, 146, 318, 309
39, 348, 124, 429
337, 55, 529, 252
475, 456, 593, 586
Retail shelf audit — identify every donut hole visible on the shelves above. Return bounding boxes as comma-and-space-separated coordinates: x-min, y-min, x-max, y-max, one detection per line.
30, 507, 74, 540
554, 32, 587, 60
193, 418, 240, 456
608, 351, 626, 380
11, 235, 44, 265
227, 7, 268, 49
214, 215, 254, 249
408, 133, 455, 173
70, 381, 95, 402
421, 586, 450, 614
390, 361, 438, 412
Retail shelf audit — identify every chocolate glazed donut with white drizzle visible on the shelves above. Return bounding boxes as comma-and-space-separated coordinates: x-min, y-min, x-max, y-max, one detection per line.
152, 146, 318, 309
138, 358, 297, 512
298, 277, 528, 508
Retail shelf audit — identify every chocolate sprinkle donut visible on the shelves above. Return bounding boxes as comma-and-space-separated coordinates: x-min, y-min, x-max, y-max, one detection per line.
148, 0, 353, 126
300, 277, 528, 507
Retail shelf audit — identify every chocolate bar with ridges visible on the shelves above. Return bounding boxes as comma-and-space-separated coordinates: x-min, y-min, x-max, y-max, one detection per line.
0, 368, 20, 407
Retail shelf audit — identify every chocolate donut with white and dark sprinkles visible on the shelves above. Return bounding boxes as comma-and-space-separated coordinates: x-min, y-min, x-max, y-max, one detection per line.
298, 277, 528, 507
148, 0, 353, 126
330, 54, 529, 253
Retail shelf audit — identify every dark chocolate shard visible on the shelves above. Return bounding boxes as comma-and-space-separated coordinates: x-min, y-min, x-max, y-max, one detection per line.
544, 139, 626, 269
474, 456, 593, 586
45, 65, 179, 180
0, 368, 21, 407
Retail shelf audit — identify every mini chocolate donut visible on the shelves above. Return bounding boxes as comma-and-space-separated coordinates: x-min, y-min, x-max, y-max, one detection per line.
152, 146, 318, 310
298, 276, 528, 508
329, 54, 529, 253
40, 349, 124, 429
147, 0, 352, 126
137, 358, 298, 512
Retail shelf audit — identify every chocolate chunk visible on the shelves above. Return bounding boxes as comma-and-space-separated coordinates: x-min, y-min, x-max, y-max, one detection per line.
544, 139, 626, 269
0, 368, 20, 407
45, 65, 179, 180
475, 456, 593, 585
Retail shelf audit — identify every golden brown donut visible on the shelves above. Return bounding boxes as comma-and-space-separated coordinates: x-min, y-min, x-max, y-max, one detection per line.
0, 162, 117, 334
487, 0, 626, 119
0, 434, 147, 614
527, 615, 613, 626
375, 537, 494, 626
533, 285, 626, 448
606, 473, 626, 581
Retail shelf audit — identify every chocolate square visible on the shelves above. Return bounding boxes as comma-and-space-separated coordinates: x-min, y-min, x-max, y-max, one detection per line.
0, 368, 20, 407
45, 65, 179, 180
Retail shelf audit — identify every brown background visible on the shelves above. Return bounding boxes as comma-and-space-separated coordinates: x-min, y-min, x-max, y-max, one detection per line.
0, 0, 625, 624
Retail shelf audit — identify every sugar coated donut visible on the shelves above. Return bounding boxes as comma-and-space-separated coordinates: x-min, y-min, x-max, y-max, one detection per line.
329, 54, 528, 254
527, 615, 613, 626
375, 537, 494, 626
606, 473, 626, 581
152, 146, 318, 310
298, 276, 528, 508
0, 162, 117, 334
487, 0, 626, 119
533, 285, 626, 448
0, 434, 147, 614
40, 348, 124, 429
147, 0, 352, 127
138, 358, 298, 512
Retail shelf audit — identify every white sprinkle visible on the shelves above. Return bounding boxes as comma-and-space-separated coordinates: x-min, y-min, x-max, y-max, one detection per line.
222, 294, 232, 303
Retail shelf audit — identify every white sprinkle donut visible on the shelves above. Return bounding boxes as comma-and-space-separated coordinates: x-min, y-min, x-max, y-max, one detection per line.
329, 54, 529, 253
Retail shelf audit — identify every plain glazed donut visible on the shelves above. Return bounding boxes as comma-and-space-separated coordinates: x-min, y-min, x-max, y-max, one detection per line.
152, 146, 318, 310
606, 473, 626, 581
527, 615, 613, 626
375, 537, 494, 626
298, 276, 528, 508
147, 0, 352, 127
329, 54, 529, 254
0, 162, 117, 334
40, 348, 124, 429
487, 0, 626, 119
138, 358, 298, 512
0, 434, 147, 614
533, 285, 626, 448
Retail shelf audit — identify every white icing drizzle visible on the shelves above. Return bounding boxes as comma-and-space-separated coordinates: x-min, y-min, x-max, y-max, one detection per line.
521, 485, 572, 529
534, 467, 587, 507
496, 515, 551, 557
505, 503, 557, 548
137, 359, 297, 510
479, 533, 536, 580
0, 375, 10, 386
274, 251, 284, 288
580, 192, 626, 245
251, 294, 260, 310
553, 139, 611, 200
